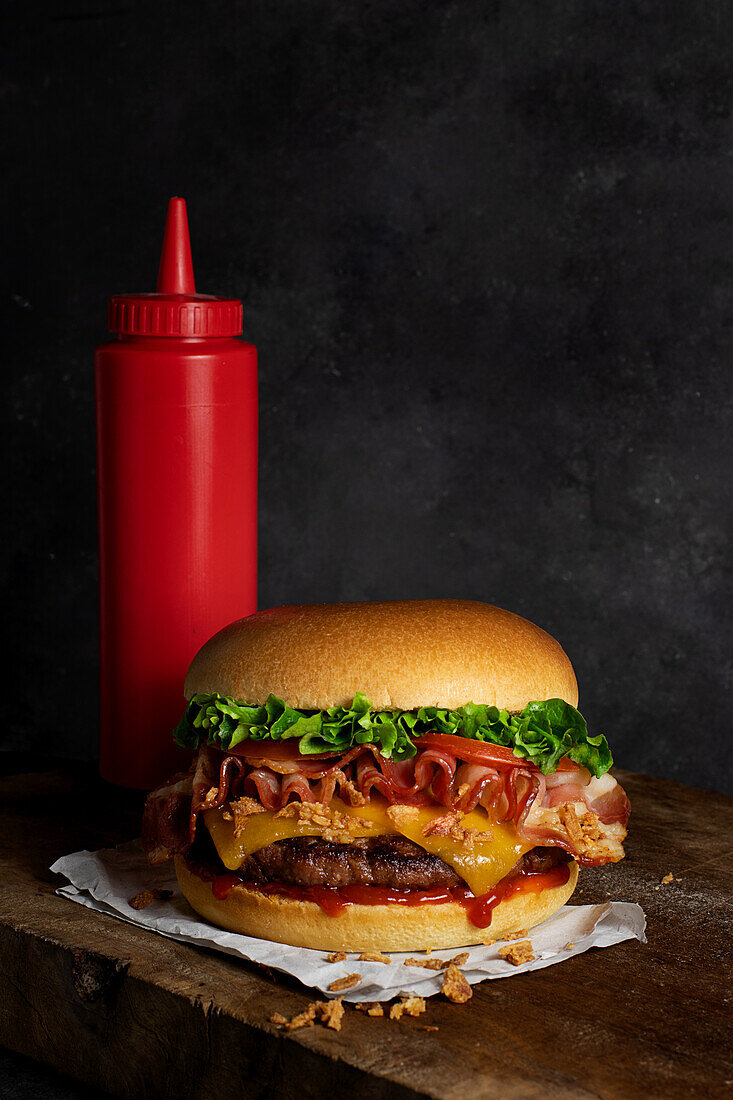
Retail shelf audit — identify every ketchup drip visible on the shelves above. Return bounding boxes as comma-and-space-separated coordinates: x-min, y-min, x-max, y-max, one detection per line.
455, 864, 569, 927
206, 864, 570, 927
211, 873, 242, 901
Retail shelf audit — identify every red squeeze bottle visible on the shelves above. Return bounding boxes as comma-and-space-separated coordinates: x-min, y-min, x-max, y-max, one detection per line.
95, 197, 257, 789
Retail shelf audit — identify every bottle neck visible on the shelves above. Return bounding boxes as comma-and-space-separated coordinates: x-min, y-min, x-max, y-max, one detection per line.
97, 333, 254, 357
115, 334, 226, 344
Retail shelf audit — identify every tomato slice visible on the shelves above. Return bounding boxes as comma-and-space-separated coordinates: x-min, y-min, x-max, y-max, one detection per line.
415, 732, 528, 766
415, 732, 579, 772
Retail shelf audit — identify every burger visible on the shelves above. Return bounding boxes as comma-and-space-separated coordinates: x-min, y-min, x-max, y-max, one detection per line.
143, 600, 630, 951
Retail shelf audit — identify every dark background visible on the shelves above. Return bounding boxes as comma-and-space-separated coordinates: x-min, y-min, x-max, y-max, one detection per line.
5, 0, 732, 795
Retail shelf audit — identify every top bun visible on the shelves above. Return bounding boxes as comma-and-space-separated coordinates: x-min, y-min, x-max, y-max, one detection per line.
184, 600, 578, 713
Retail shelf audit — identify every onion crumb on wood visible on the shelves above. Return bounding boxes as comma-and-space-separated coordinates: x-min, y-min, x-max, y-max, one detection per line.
270, 998, 345, 1031
441, 964, 473, 1004
355, 1002, 384, 1016
389, 995, 426, 1020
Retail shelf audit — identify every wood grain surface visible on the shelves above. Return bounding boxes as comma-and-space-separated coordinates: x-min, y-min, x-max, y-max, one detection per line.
0, 766, 731, 1099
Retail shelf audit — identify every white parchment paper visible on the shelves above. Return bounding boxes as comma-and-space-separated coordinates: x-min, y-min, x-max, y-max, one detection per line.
51, 842, 646, 1002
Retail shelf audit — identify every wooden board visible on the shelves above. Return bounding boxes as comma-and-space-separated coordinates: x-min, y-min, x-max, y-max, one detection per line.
0, 765, 731, 1099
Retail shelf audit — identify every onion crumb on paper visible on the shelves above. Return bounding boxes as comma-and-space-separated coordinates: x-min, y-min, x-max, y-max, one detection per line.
404, 951, 470, 971
404, 957, 444, 971
325, 951, 346, 963
128, 888, 173, 910
498, 940, 535, 966
483, 928, 528, 945
328, 973, 361, 992
358, 951, 391, 964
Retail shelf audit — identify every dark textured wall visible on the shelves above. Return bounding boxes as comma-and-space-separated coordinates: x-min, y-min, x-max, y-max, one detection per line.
5, 1, 732, 793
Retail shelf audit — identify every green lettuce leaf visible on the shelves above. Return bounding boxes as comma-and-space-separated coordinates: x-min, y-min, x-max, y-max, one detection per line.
174, 693, 613, 776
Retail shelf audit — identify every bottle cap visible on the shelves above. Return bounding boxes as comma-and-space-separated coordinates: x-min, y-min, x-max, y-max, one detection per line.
108, 197, 243, 337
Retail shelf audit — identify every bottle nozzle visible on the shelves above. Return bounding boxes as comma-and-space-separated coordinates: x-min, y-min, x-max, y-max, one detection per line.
108, 196, 243, 335
156, 197, 196, 294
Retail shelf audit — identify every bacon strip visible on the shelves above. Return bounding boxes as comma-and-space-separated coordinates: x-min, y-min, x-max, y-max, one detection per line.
585, 783, 631, 825
228, 740, 365, 776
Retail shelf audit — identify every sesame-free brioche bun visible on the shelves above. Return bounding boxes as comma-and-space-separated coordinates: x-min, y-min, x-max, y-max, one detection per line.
184, 599, 578, 713
175, 856, 579, 952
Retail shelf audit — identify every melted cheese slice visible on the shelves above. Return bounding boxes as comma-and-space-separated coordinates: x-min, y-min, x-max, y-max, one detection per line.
204, 798, 532, 897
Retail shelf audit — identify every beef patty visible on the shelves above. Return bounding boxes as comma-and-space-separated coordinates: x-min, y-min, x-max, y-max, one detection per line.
231, 835, 570, 891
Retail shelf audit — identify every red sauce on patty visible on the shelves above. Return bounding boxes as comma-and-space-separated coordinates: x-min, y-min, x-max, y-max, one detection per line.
206, 862, 570, 928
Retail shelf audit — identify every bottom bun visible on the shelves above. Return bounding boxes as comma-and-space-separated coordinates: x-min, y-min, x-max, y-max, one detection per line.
175, 857, 579, 952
